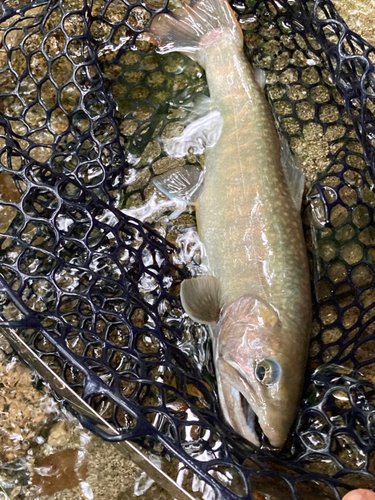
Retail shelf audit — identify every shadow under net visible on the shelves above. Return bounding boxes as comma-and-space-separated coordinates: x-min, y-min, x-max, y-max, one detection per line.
1, 0, 375, 498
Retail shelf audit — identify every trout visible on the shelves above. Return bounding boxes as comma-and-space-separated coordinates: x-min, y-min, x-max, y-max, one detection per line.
149, 0, 312, 447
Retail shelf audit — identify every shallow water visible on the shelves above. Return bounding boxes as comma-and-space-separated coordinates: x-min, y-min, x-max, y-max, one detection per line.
1, 0, 375, 499
333, 0, 375, 47
0, 350, 143, 499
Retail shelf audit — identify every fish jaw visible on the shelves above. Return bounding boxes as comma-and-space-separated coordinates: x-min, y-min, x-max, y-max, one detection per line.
214, 296, 307, 448
216, 357, 293, 448
216, 358, 260, 446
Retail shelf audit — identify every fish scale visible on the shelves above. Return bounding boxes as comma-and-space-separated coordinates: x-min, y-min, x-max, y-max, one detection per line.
150, 0, 312, 447
197, 39, 310, 329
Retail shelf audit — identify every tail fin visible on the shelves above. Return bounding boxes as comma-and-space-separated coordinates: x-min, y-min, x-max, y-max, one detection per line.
147, 0, 242, 67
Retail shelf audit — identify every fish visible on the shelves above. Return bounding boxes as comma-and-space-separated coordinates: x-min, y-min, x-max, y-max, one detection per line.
148, 0, 312, 448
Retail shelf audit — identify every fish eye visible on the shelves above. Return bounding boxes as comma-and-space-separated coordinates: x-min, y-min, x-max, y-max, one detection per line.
255, 359, 281, 385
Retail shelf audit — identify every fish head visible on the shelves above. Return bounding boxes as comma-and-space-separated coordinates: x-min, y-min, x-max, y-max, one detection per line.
215, 296, 308, 448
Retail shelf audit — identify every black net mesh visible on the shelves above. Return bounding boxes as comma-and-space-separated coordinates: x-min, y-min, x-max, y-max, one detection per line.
1, 0, 375, 498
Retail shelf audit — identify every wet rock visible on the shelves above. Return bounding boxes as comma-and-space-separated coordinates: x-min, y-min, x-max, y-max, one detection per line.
139, 141, 161, 166
0, 205, 19, 234
125, 192, 143, 208
47, 420, 70, 448
126, 167, 151, 193
0, 171, 21, 203
0, 360, 55, 462
152, 157, 185, 175
32, 448, 88, 496
0, 332, 12, 354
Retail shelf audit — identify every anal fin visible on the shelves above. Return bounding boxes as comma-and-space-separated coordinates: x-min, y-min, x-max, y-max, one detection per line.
181, 276, 221, 325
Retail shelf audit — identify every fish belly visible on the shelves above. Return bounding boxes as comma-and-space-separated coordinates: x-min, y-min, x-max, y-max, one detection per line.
196, 43, 311, 331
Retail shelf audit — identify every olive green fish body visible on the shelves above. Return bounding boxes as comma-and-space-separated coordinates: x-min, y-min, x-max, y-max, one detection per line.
149, 0, 312, 447
198, 41, 311, 344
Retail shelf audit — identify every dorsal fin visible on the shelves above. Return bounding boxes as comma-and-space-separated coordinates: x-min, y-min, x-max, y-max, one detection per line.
180, 276, 221, 325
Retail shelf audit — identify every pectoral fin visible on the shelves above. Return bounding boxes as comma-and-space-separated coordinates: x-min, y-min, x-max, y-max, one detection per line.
180, 276, 221, 325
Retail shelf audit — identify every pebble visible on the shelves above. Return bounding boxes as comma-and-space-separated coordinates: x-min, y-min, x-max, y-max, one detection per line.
47, 420, 70, 448
0, 332, 13, 355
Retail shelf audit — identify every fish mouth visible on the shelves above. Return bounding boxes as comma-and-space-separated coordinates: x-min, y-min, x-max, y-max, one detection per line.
216, 359, 262, 446
240, 392, 257, 429
217, 359, 288, 448
239, 390, 263, 441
